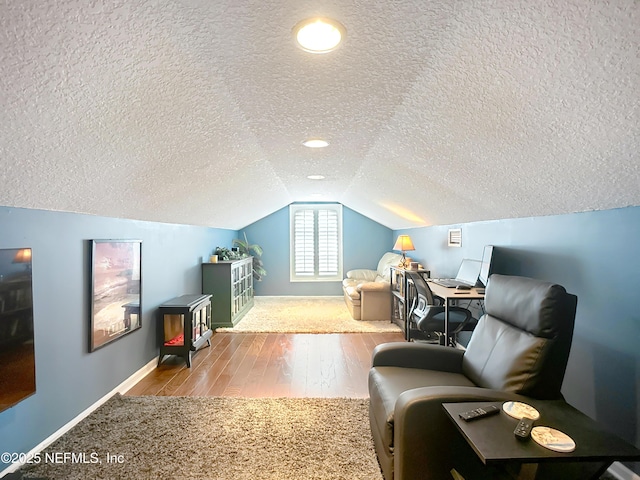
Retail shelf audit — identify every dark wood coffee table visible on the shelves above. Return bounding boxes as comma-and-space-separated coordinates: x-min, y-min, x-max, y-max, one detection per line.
443, 400, 640, 480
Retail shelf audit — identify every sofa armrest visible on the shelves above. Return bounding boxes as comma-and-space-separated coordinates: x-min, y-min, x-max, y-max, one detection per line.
358, 281, 390, 292
393, 386, 531, 480
346, 269, 377, 281
397, 385, 531, 413
371, 342, 464, 373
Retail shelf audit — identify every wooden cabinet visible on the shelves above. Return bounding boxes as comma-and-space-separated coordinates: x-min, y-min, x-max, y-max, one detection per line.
390, 266, 430, 340
158, 294, 212, 367
202, 257, 254, 329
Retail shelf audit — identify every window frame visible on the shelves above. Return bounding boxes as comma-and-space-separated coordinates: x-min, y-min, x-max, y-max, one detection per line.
289, 203, 343, 282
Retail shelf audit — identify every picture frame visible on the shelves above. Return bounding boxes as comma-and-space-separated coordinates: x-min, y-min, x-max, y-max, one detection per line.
90, 239, 142, 352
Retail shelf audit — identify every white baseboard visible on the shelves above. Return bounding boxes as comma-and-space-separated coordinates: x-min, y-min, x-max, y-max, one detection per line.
0, 357, 157, 478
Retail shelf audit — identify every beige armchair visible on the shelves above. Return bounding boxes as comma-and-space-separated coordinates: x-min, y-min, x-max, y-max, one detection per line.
342, 252, 404, 321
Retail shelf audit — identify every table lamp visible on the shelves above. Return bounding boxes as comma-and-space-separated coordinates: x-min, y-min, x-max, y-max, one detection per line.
13, 248, 32, 271
392, 235, 415, 268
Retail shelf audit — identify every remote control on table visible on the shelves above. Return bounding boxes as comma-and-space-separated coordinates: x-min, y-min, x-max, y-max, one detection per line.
459, 405, 500, 421
514, 417, 534, 440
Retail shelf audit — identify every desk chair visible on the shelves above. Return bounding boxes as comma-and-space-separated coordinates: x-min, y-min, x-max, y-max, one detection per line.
405, 271, 475, 343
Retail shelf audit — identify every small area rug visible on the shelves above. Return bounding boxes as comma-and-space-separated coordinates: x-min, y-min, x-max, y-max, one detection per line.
21, 394, 382, 480
216, 296, 401, 334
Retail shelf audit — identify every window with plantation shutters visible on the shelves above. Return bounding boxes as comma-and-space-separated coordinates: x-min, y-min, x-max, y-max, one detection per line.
290, 204, 343, 282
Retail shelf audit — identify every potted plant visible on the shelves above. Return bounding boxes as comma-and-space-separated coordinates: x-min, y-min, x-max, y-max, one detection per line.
213, 246, 234, 261
232, 233, 267, 281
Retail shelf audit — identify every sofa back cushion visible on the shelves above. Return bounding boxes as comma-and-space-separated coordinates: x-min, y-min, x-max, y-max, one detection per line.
462, 274, 577, 399
376, 252, 404, 281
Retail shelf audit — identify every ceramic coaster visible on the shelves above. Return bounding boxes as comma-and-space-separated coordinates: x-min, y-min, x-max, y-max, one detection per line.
502, 401, 540, 420
531, 426, 576, 452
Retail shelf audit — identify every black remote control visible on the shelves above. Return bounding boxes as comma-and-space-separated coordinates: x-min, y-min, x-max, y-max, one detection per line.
459, 404, 500, 421
514, 417, 534, 440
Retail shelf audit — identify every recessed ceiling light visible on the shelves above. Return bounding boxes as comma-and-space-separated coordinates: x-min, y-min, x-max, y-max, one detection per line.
302, 138, 329, 148
293, 17, 346, 54
307, 175, 325, 180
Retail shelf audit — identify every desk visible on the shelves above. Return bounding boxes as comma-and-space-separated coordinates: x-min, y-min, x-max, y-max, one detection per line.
443, 401, 640, 479
427, 281, 484, 346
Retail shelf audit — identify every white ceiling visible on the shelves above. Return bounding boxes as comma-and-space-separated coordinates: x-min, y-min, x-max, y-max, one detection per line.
1, 0, 639, 230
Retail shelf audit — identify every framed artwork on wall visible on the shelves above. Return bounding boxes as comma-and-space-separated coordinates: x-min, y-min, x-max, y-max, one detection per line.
90, 239, 142, 352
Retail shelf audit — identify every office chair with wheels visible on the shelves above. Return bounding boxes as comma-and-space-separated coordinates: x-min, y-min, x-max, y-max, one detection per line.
405, 271, 475, 343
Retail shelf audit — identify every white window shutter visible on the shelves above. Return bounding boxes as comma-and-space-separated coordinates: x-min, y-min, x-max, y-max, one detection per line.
290, 204, 342, 281
317, 209, 339, 276
293, 209, 315, 276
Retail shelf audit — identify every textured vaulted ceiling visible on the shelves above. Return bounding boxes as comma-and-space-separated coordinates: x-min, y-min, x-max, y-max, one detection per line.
1, 0, 638, 230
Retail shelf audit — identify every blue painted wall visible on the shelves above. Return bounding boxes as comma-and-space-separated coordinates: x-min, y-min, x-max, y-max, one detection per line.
395, 206, 640, 464
0, 206, 236, 465
3, 202, 638, 473
238, 204, 393, 296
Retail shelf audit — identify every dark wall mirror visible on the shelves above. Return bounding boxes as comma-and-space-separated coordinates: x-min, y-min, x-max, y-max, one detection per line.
0, 248, 36, 413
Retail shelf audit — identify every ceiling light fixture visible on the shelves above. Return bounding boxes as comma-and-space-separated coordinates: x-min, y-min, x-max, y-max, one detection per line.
293, 17, 346, 54
302, 138, 329, 148
307, 175, 325, 180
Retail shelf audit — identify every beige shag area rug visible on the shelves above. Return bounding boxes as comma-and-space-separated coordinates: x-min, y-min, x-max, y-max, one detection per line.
216, 296, 401, 334
21, 395, 383, 480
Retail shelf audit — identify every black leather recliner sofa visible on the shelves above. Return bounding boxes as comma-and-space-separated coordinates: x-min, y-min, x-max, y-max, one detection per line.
368, 274, 578, 480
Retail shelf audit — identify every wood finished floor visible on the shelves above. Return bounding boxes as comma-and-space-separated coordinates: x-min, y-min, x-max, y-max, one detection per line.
126, 332, 404, 398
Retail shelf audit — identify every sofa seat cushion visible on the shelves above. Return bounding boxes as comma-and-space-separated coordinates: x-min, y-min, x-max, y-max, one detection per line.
342, 278, 359, 289
369, 366, 475, 454
344, 285, 361, 300
343, 277, 388, 290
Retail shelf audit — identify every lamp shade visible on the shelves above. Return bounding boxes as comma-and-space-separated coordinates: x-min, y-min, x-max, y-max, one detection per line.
393, 235, 415, 252
13, 248, 32, 264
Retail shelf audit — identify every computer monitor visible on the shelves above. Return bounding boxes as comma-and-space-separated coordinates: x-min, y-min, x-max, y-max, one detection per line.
478, 245, 494, 287
456, 259, 482, 286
